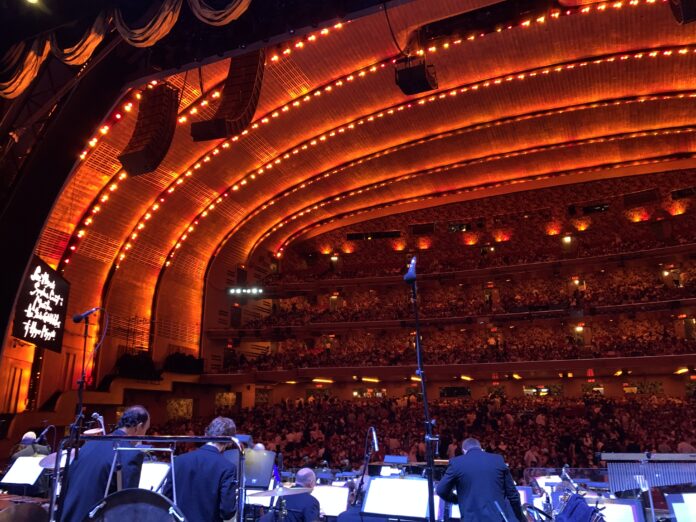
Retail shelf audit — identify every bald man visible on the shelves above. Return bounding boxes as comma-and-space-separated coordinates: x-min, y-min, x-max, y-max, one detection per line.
262, 468, 320, 522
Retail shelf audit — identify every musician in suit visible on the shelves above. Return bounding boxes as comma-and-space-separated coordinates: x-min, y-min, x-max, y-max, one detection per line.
163, 416, 238, 522
60, 405, 150, 522
261, 468, 320, 522
436, 437, 525, 522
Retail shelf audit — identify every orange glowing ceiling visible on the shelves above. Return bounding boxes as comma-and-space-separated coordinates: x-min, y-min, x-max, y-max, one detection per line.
33, 0, 696, 359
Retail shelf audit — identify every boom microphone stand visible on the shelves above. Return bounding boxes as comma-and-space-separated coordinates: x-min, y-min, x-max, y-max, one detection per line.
404, 257, 437, 522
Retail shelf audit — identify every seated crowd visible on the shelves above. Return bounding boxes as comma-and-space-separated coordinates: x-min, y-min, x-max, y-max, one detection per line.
224, 316, 694, 371
241, 262, 696, 329
267, 170, 696, 283
153, 394, 696, 480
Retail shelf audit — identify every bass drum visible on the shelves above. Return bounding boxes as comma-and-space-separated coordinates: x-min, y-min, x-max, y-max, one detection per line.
83, 488, 185, 521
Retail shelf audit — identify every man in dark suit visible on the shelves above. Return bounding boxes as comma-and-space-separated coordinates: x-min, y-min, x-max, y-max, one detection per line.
60, 405, 150, 522
163, 416, 238, 522
436, 438, 525, 522
261, 468, 320, 522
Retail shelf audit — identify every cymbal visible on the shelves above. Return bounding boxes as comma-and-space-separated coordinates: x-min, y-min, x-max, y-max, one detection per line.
39, 449, 75, 469
249, 487, 312, 498
83, 427, 104, 435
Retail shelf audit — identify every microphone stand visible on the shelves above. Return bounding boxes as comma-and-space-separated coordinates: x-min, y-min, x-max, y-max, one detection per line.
404, 257, 437, 522
352, 428, 374, 506
53, 316, 90, 520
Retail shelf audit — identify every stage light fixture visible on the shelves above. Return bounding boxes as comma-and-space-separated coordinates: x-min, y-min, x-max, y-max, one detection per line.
460, 375, 474, 381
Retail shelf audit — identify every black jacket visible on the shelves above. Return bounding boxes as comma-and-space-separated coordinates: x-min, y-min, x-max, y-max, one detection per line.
436, 448, 525, 522
163, 444, 238, 522
260, 488, 320, 522
59, 429, 143, 522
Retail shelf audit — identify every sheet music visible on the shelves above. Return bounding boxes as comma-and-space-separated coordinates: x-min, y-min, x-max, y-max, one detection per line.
0, 456, 44, 485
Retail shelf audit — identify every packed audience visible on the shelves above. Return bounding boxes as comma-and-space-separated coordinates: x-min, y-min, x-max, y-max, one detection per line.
241, 262, 696, 329
268, 170, 696, 283
153, 394, 696, 480
224, 316, 695, 371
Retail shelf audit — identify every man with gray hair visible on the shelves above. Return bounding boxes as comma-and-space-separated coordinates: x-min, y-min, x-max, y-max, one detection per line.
164, 416, 238, 522
437, 437, 525, 521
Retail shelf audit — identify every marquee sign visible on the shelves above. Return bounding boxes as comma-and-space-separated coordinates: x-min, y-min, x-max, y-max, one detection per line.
12, 256, 69, 353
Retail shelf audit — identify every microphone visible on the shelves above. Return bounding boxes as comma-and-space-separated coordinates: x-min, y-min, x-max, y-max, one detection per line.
370, 427, 379, 453
403, 256, 417, 283
36, 424, 53, 444
91, 412, 105, 434
72, 307, 100, 323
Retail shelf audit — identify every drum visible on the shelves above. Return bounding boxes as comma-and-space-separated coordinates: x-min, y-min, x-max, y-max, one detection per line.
0, 502, 48, 522
82, 488, 185, 521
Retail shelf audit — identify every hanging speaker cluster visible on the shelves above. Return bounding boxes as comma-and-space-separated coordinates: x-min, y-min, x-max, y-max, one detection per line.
394, 56, 438, 96
671, 0, 696, 23
191, 49, 265, 141
118, 82, 180, 176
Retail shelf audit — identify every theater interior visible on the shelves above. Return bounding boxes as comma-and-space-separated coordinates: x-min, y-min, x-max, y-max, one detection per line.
2, 0, 696, 519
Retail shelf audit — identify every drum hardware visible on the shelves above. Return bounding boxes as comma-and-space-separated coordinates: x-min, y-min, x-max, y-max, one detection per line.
84, 489, 185, 521
39, 449, 75, 469
249, 486, 312, 497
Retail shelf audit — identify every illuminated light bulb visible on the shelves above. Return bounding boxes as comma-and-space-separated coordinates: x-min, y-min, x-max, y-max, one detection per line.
124, 103, 133, 112
200, 100, 208, 106
178, 116, 187, 123
233, 185, 239, 191
144, 213, 151, 220
119, 172, 128, 180
295, 41, 304, 48
100, 195, 109, 202
212, 91, 220, 98
190, 107, 198, 115
77, 230, 85, 238
320, 28, 329, 35
100, 125, 109, 135
270, 55, 279, 62
137, 223, 145, 230
88, 138, 98, 147
282, 48, 291, 55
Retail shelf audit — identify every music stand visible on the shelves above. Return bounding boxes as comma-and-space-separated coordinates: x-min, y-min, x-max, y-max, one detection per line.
0, 456, 45, 496
361, 477, 431, 520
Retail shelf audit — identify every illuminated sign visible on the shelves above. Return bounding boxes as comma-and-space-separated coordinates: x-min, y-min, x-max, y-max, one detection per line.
12, 256, 69, 352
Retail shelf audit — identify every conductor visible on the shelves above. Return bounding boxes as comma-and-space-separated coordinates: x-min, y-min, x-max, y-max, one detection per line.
436, 438, 525, 522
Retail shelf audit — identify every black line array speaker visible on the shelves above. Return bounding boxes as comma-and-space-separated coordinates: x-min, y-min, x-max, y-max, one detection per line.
395, 57, 438, 96
671, 0, 696, 23
118, 82, 179, 176
191, 49, 265, 141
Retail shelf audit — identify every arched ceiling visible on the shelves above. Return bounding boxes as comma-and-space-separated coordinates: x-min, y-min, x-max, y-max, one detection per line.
31, 0, 696, 365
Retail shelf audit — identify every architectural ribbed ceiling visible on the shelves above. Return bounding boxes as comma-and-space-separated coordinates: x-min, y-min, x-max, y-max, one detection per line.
31, 0, 696, 375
